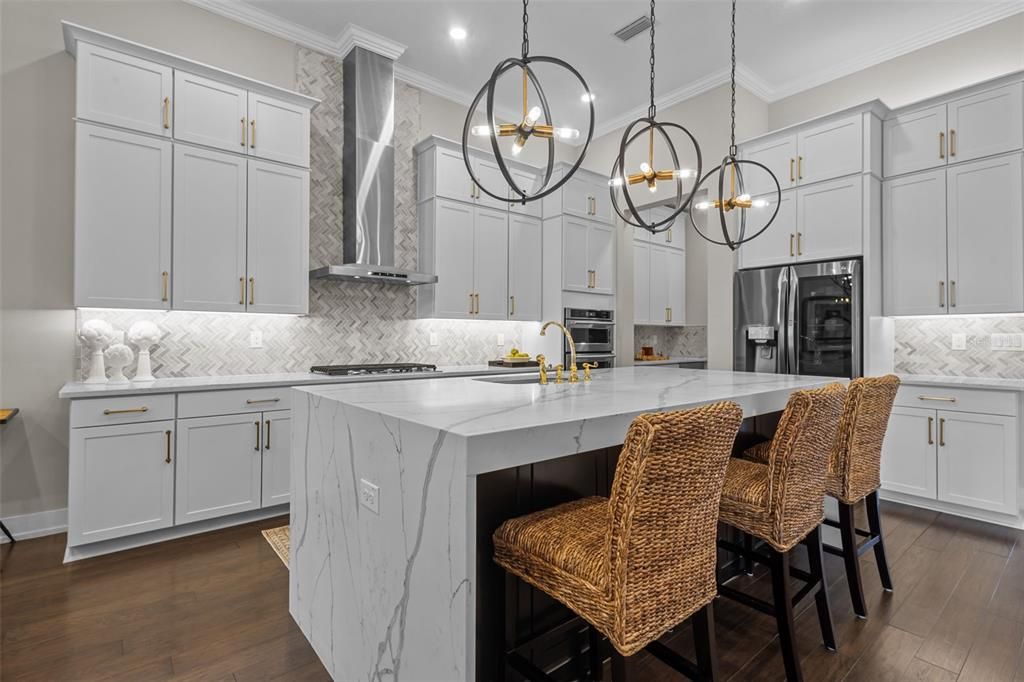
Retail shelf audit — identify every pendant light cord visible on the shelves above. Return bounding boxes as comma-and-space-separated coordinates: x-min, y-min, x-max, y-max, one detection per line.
648, 0, 657, 120
729, 0, 738, 157
521, 0, 530, 60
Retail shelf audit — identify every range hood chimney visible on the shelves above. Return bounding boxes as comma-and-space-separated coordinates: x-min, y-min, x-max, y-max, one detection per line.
310, 44, 436, 285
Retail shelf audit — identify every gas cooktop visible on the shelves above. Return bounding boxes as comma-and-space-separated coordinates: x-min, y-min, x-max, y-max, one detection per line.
310, 363, 440, 377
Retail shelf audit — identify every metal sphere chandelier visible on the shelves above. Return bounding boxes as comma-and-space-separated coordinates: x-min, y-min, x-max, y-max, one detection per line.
608, 0, 703, 233
461, 0, 595, 204
688, 0, 782, 250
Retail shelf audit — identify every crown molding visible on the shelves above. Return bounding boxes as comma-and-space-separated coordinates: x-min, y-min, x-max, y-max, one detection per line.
336, 23, 406, 60
183, 0, 339, 54
394, 64, 475, 106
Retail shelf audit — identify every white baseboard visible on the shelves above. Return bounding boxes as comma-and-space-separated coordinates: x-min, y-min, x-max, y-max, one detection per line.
879, 490, 1023, 530
0, 507, 68, 542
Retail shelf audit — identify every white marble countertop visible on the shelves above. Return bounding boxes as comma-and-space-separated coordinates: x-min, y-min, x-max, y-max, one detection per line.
57, 364, 537, 399
897, 374, 1024, 391
632, 356, 707, 366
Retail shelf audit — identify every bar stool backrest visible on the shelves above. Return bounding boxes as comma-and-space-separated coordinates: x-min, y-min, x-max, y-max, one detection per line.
828, 375, 901, 504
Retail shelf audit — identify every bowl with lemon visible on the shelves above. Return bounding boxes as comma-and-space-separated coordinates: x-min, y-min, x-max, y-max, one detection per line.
501, 348, 533, 365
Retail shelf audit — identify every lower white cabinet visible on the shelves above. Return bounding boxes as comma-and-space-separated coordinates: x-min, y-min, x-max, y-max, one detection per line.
175, 413, 264, 524
880, 406, 939, 499
262, 412, 292, 506
68, 420, 175, 546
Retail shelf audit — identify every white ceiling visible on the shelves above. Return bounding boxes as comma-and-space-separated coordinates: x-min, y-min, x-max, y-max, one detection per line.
189, 0, 1024, 138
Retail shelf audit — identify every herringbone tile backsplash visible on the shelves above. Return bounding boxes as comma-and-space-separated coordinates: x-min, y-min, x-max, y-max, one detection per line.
633, 326, 707, 359
894, 316, 1024, 377
75, 48, 542, 379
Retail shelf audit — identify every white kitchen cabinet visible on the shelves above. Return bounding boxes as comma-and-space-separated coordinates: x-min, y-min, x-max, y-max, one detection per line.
648, 205, 683, 249
425, 143, 474, 203
587, 223, 615, 295
548, 168, 614, 225
175, 414, 263, 524
68, 420, 175, 546
173, 145, 247, 312
508, 167, 542, 218
472, 155, 511, 210
76, 43, 172, 137
796, 176, 863, 262
634, 240, 685, 326
946, 154, 1024, 314
668, 249, 685, 325
737, 190, 797, 270
741, 134, 798, 197
883, 169, 947, 316
74, 122, 172, 309
246, 92, 310, 168
473, 206, 510, 319
173, 71, 249, 153
262, 412, 292, 507
246, 159, 310, 314
796, 114, 863, 186
508, 214, 542, 320
633, 241, 652, 324
936, 411, 1018, 515
884, 105, 947, 177
561, 217, 593, 293
947, 84, 1024, 165
880, 406, 938, 500
648, 246, 670, 325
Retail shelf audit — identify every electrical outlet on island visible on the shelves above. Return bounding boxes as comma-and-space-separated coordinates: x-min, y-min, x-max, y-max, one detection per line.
359, 479, 380, 515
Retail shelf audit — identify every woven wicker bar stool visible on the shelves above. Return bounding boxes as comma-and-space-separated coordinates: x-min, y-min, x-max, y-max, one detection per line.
745, 375, 900, 619
494, 402, 744, 681
717, 383, 846, 682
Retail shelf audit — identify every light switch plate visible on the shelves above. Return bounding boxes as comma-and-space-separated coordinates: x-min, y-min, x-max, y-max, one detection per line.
249, 330, 263, 349
359, 479, 379, 515
496, 333, 505, 347
951, 333, 967, 351
990, 333, 1024, 351
429, 332, 439, 347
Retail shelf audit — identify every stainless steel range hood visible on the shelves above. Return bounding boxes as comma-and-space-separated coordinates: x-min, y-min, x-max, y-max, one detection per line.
310, 46, 436, 285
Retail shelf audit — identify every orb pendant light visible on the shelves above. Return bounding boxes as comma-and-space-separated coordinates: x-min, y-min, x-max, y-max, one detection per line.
461, 0, 595, 204
688, 0, 781, 249
608, 0, 703, 234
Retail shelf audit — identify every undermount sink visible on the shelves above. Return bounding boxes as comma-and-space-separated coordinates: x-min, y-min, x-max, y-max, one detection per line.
474, 375, 544, 385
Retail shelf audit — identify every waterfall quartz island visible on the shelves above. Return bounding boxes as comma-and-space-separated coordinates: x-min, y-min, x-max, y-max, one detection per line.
289, 366, 837, 680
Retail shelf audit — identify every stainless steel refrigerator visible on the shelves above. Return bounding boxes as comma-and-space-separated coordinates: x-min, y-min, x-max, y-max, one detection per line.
734, 259, 862, 379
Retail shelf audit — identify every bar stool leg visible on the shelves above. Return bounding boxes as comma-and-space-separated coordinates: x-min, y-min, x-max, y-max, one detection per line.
769, 548, 803, 682
610, 650, 634, 682
692, 602, 720, 681
807, 527, 837, 651
865, 491, 893, 592
839, 501, 868, 619
742, 532, 754, 575
588, 625, 604, 681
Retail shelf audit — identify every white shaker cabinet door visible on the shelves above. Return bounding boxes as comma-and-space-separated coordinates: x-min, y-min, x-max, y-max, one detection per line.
68, 420, 175, 546
667, 247, 685, 326
884, 105, 947, 177
261, 412, 291, 507
587, 223, 615, 295
508, 167, 543, 218
472, 155, 510, 210
76, 42, 172, 137
797, 114, 863, 186
472, 206, 509, 320
633, 241, 652, 325
562, 176, 596, 221
737, 190, 796, 270
173, 145, 247, 312
797, 176, 863, 262
947, 83, 1024, 165
562, 217, 592, 292
247, 92, 310, 167
880, 407, 937, 500
174, 71, 249, 153
246, 160, 310, 314
430, 199, 476, 319
946, 154, 1024, 314
508, 214, 543, 320
175, 414, 263, 525
741, 134, 797, 196
74, 123, 172, 309
937, 411, 1018, 515
882, 169, 948, 316
433, 146, 476, 203
649, 205, 682, 249
649, 245, 671, 325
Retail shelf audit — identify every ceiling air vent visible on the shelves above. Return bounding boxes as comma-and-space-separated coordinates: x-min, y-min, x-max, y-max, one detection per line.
614, 15, 653, 42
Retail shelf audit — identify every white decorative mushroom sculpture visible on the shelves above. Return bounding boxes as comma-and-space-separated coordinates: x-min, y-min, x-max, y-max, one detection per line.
127, 320, 161, 382
79, 319, 116, 384
104, 343, 134, 385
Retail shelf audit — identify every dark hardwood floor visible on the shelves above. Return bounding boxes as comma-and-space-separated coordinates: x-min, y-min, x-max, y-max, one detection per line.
2, 501, 1024, 681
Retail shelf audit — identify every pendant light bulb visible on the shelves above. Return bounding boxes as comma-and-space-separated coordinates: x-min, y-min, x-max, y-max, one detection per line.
524, 106, 542, 127
752, 198, 771, 209
511, 138, 525, 155
608, 176, 625, 188
673, 169, 695, 179
470, 124, 493, 136
554, 127, 581, 140
694, 200, 711, 211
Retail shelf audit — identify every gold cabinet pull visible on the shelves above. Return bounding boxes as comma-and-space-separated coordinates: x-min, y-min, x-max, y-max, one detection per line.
939, 131, 945, 159
240, 118, 246, 146
796, 233, 803, 256
248, 276, 255, 305
918, 395, 956, 403
927, 416, 934, 445
939, 280, 945, 308
165, 429, 172, 463
789, 158, 795, 183
939, 417, 945, 447
509, 295, 516, 317
469, 292, 474, 315
163, 97, 170, 129
475, 293, 480, 314
103, 406, 149, 415
797, 156, 803, 180
949, 129, 956, 157
265, 419, 271, 450
666, 228, 672, 243
246, 398, 281, 405
161, 271, 169, 302
789, 234, 795, 257
250, 119, 256, 148
239, 277, 245, 305
950, 280, 957, 307
254, 421, 261, 451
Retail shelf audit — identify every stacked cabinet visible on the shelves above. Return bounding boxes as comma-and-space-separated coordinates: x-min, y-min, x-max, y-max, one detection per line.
68, 29, 315, 313
634, 206, 685, 325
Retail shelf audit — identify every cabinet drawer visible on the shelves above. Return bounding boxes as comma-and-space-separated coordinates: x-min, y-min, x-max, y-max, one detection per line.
895, 385, 1017, 416
71, 394, 175, 428
178, 387, 292, 418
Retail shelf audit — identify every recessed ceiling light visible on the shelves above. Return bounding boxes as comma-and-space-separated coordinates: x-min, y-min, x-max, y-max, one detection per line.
449, 26, 467, 40
581, 92, 596, 103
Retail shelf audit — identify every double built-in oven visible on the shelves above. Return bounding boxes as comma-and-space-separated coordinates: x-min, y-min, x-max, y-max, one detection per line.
564, 308, 615, 369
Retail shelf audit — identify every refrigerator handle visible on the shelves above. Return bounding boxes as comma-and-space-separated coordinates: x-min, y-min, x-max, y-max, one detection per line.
785, 267, 798, 375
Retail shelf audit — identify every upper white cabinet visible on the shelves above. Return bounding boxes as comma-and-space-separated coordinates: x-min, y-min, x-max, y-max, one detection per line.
246, 160, 311, 315
796, 176, 863, 262
75, 123, 172, 309
633, 205, 685, 325
883, 153, 1023, 316
508, 214, 543, 320
417, 141, 535, 210
797, 115, 864, 186
67, 26, 316, 314
76, 43, 172, 137
884, 83, 1023, 177
741, 135, 798, 197
562, 217, 613, 295
736, 190, 797, 270
544, 164, 615, 225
